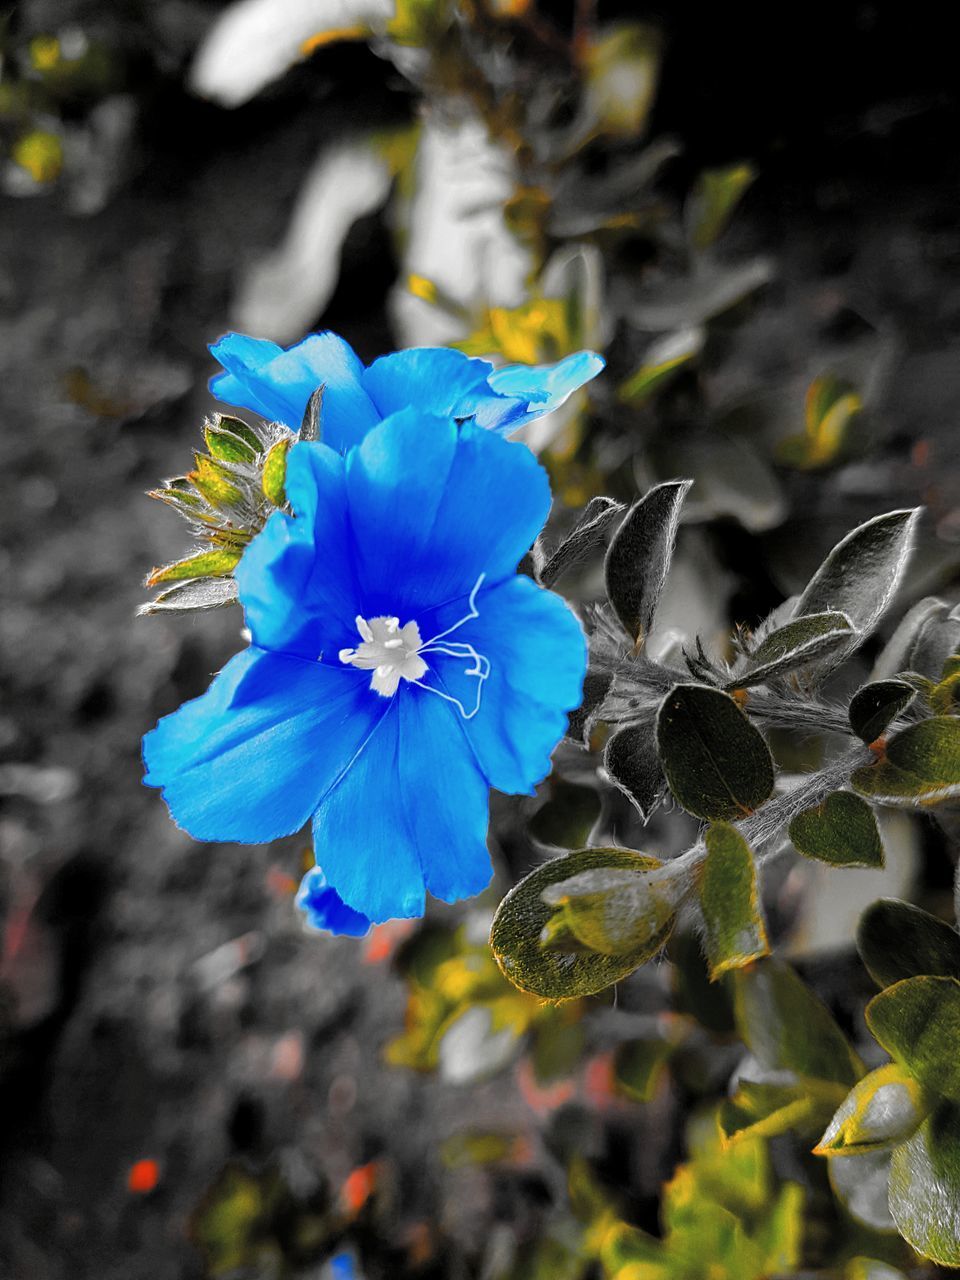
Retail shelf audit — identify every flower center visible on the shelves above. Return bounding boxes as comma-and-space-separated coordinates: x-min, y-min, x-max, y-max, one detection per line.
339, 615, 428, 697
336, 576, 491, 720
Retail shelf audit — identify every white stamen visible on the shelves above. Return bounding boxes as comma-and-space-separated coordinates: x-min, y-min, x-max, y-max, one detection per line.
338, 576, 490, 716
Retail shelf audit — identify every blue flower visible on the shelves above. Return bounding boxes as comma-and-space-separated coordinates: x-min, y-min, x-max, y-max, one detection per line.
143, 410, 587, 927
208, 331, 604, 449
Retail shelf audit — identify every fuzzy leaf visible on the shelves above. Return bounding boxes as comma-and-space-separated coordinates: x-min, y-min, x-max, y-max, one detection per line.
872, 596, 953, 680
190, 454, 244, 508
888, 1101, 960, 1266
857, 898, 960, 989
851, 716, 960, 808
299, 385, 324, 442
603, 722, 666, 820
540, 859, 685, 957
734, 611, 856, 687
849, 680, 916, 744
604, 480, 692, 647
539, 496, 624, 588
215, 414, 264, 454
262, 437, 291, 508
815, 1063, 929, 1157
788, 791, 883, 868
793, 508, 920, 661
566, 671, 612, 746
733, 959, 864, 1087
866, 975, 960, 1103
204, 421, 259, 464
139, 577, 239, 615
699, 822, 769, 979
147, 546, 243, 586
490, 849, 669, 1000
909, 605, 960, 682
656, 684, 774, 822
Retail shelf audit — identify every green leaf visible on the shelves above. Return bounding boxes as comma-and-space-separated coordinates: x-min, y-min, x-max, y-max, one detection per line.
852, 716, 960, 808
541, 859, 686, 957
190, 454, 245, 508
788, 791, 883, 868
857, 898, 960, 988
814, 1063, 929, 1157
778, 374, 863, 470
733, 611, 856, 688
849, 680, 916, 744
699, 823, 769, 979
686, 162, 756, 251
618, 327, 704, 405
614, 1035, 675, 1102
603, 722, 666, 821
888, 1100, 960, 1266
490, 848, 671, 1000
146, 545, 243, 586
262, 437, 291, 508
656, 684, 775, 821
538, 496, 624, 589
718, 1080, 829, 1145
213, 414, 264, 454
604, 480, 692, 647
204, 421, 259, 464
866, 975, 960, 1103
733, 959, 865, 1086
793, 508, 921, 660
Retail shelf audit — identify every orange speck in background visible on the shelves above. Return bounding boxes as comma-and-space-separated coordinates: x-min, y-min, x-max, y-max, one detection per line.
265, 866, 298, 898
127, 1159, 160, 1194
363, 920, 415, 965
583, 1052, 617, 1109
911, 439, 931, 467
341, 1161, 379, 1216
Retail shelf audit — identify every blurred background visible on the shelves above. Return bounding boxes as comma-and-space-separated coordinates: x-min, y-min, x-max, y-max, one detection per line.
2, 2, 960, 1276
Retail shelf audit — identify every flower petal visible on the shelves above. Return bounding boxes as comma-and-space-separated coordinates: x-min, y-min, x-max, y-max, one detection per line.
312, 700, 426, 922
346, 412, 551, 620
449, 574, 587, 794
474, 350, 606, 433
296, 867, 371, 937
209, 331, 380, 448
398, 688, 492, 904
142, 646, 380, 843
362, 347, 495, 419
235, 441, 360, 658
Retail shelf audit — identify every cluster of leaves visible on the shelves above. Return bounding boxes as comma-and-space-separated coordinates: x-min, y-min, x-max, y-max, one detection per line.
492, 484, 957, 999
485, 478, 960, 1266
140, 394, 323, 614
814, 898, 960, 1267
385, 913, 585, 1086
